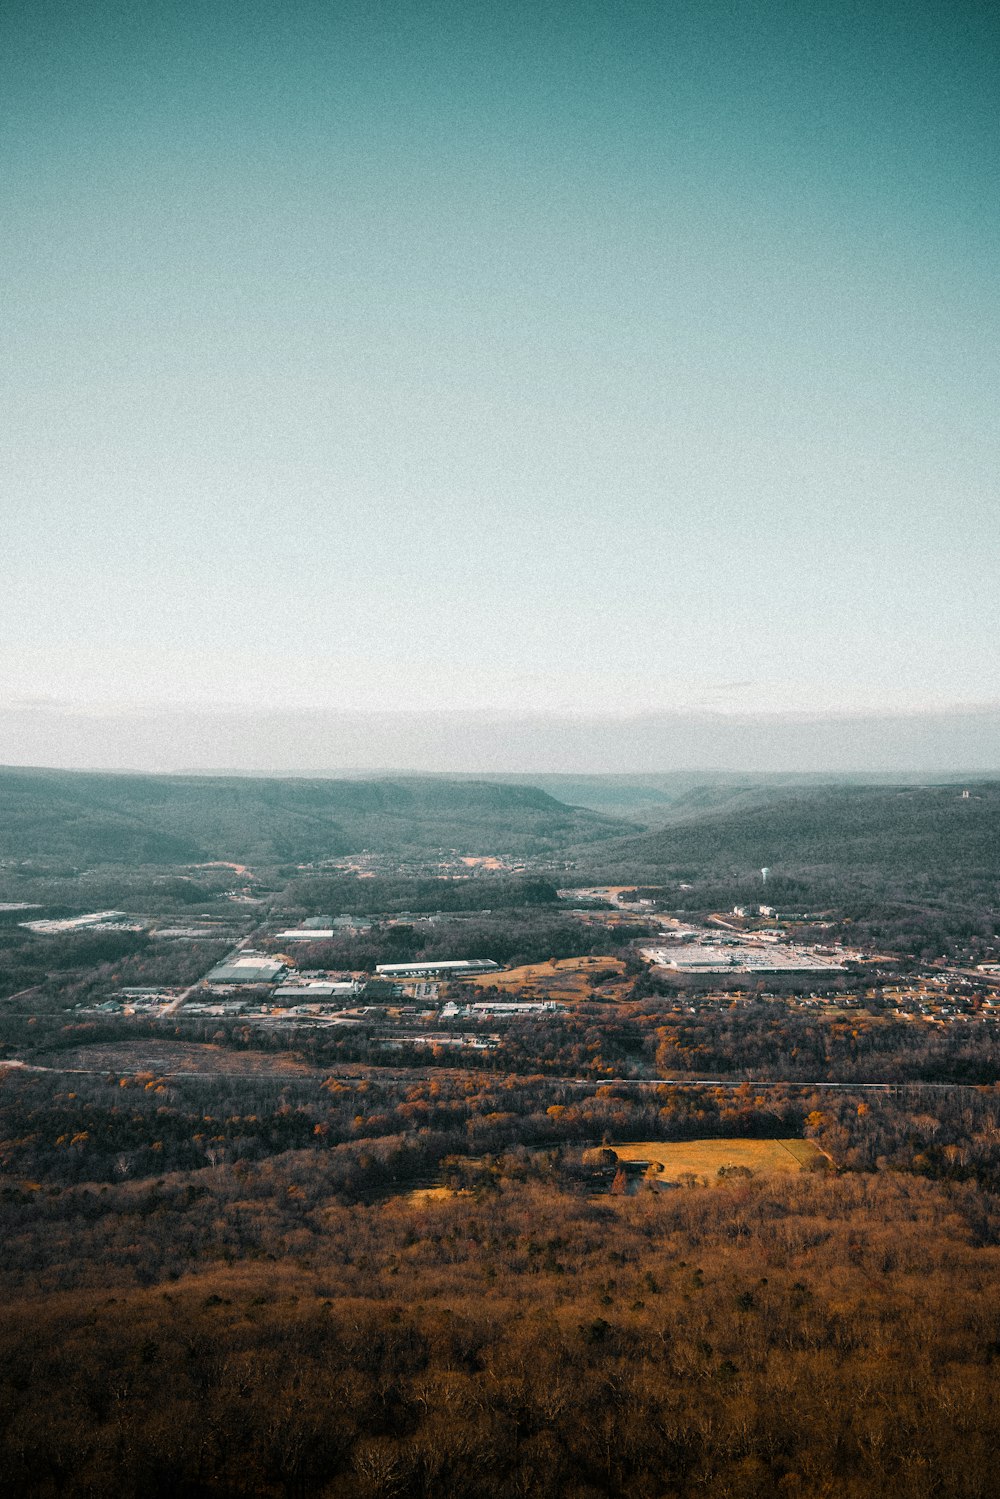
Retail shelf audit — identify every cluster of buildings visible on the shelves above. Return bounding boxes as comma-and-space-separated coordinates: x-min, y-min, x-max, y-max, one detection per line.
274, 915, 373, 940
440, 999, 559, 1019
274, 977, 363, 999
642, 931, 850, 974
21, 910, 143, 935
18, 908, 242, 942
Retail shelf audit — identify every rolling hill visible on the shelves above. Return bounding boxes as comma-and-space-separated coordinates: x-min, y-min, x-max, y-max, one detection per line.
0, 768, 632, 866
481, 771, 987, 824
592, 781, 1000, 905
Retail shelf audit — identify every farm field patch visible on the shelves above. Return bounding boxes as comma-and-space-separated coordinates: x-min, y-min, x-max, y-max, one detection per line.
406, 1185, 472, 1205
611, 1136, 826, 1183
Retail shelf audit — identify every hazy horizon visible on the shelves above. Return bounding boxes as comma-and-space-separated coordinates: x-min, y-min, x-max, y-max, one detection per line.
2, 701, 999, 778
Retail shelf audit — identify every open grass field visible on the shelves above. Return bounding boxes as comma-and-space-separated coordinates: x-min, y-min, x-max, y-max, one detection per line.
405, 1185, 472, 1205
467, 955, 626, 1001
612, 1136, 826, 1183
28, 1039, 325, 1078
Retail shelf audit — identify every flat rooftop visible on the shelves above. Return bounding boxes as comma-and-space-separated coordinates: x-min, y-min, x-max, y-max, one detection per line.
22, 910, 131, 934
276, 929, 337, 940
274, 981, 360, 998
642, 944, 847, 974
205, 954, 286, 984
375, 959, 501, 977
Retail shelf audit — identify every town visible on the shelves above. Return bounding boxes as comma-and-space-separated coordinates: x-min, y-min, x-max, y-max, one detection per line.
7, 863, 999, 1078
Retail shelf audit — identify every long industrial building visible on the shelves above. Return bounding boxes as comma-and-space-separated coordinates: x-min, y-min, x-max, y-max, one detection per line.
375, 959, 501, 979
642, 944, 846, 974
22, 910, 134, 934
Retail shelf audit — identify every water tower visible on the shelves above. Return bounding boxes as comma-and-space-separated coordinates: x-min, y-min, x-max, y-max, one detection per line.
761, 867, 770, 885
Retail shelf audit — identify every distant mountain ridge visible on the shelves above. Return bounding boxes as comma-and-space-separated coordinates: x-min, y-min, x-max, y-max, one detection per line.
5, 702, 1000, 776
0, 767, 631, 865
243, 769, 989, 826
469, 771, 965, 824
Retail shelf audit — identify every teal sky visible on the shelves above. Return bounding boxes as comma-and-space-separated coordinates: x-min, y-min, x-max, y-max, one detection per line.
3, 0, 999, 734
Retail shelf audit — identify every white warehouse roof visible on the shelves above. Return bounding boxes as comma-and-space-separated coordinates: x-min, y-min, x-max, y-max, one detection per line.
276, 929, 336, 940
375, 959, 500, 978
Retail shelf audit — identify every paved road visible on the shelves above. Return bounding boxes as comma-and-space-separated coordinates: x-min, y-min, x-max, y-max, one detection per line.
0, 986, 44, 1004
0, 1060, 323, 1081
162, 979, 204, 1015
0, 1058, 984, 1091
565, 1077, 971, 1091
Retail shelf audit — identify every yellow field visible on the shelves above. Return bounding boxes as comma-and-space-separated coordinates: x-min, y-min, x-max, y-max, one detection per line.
406, 1186, 470, 1205
466, 955, 626, 1001
611, 1137, 825, 1183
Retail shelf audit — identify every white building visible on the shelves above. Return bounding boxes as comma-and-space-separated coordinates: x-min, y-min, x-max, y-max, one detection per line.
275, 929, 337, 940
273, 980, 361, 999
375, 959, 501, 979
22, 911, 137, 935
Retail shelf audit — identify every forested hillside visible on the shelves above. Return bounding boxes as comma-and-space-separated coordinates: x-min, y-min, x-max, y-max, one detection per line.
593, 782, 1000, 906
0, 769, 630, 865
4, 1061, 1000, 1499
482, 771, 894, 823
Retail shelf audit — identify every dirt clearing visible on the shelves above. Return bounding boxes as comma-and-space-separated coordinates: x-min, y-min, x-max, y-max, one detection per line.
28, 1039, 323, 1078
466, 955, 626, 1001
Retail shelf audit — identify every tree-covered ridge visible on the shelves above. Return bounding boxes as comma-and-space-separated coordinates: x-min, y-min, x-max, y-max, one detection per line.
0, 768, 632, 864
594, 781, 1000, 899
